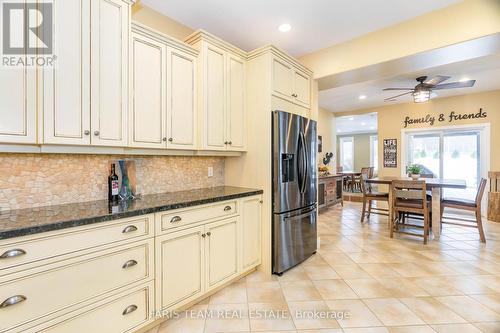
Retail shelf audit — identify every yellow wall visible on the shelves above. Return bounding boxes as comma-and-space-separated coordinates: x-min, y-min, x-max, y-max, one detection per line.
132, 3, 194, 40
299, 0, 500, 78
317, 108, 336, 168
337, 133, 375, 172
335, 90, 500, 178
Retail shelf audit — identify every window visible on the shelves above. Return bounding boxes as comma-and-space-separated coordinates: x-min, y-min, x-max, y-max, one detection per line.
339, 136, 354, 171
370, 135, 378, 173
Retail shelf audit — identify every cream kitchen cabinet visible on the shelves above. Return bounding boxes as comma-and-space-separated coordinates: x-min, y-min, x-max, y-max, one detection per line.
240, 196, 262, 271
272, 56, 311, 109
0, 66, 37, 144
42, 0, 132, 147
130, 23, 197, 150
186, 31, 246, 152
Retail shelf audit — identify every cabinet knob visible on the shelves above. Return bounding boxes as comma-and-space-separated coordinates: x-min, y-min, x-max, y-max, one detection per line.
206, 231, 211, 237
224, 141, 228, 145
84, 130, 90, 136
122, 305, 138, 316
0, 295, 27, 309
0, 249, 26, 259
202, 233, 206, 238
162, 137, 167, 142
259, 200, 263, 204
93, 130, 100, 136
228, 141, 232, 145
170, 216, 182, 223
168, 138, 173, 142
292, 93, 298, 98
224, 206, 232, 212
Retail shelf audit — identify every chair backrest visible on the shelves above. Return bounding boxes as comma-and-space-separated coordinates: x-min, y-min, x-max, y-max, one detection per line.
420, 173, 434, 179
337, 166, 343, 173
359, 173, 370, 196
475, 178, 488, 206
392, 180, 427, 210
360, 167, 371, 177
368, 167, 375, 179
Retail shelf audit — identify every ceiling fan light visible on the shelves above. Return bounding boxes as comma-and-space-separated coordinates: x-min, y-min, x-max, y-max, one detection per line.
413, 90, 431, 103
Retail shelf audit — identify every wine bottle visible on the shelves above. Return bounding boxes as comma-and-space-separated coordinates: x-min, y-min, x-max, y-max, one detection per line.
108, 163, 119, 202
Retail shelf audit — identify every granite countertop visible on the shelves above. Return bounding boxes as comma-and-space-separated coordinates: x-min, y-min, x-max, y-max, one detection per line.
0, 186, 263, 240
318, 174, 343, 179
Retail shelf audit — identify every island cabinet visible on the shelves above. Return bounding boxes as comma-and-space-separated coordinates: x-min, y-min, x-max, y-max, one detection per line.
129, 23, 198, 150
42, 0, 132, 147
185, 31, 247, 152
318, 175, 344, 211
0, 193, 262, 333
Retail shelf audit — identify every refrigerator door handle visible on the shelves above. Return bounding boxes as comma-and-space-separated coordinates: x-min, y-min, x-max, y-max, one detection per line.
299, 132, 308, 193
284, 207, 316, 222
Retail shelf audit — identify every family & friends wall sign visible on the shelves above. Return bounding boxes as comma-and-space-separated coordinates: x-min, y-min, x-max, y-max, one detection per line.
403, 108, 487, 128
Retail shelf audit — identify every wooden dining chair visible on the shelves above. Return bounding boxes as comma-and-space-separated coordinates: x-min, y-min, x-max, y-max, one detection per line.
360, 174, 389, 223
440, 178, 488, 243
391, 180, 431, 244
353, 167, 371, 191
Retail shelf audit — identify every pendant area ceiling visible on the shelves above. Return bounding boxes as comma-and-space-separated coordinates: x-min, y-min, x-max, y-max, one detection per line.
140, 0, 460, 56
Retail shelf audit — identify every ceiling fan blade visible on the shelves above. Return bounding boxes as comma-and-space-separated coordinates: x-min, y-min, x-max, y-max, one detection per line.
382, 88, 414, 91
423, 75, 450, 86
432, 80, 476, 90
384, 91, 413, 101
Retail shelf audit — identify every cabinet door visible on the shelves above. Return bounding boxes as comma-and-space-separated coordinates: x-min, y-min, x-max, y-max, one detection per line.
241, 197, 261, 271
226, 54, 246, 151
43, 0, 91, 145
203, 44, 226, 150
205, 218, 239, 290
90, 0, 129, 147
156, 226, 205, 311
293, 69, 311, 108
272, 57, 293, 101
130, 32, 166, 148
167, 47, 197, 150
0, 67, 36, 144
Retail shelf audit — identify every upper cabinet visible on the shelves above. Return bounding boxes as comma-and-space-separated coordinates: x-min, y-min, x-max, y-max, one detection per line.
186, 31, 247, 152
272, 55, 312, 109
42, 0, 132, 146
130, 23, 198, 150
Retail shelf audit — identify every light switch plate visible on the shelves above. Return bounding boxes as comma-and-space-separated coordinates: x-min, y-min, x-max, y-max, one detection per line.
208, 166, 214, 177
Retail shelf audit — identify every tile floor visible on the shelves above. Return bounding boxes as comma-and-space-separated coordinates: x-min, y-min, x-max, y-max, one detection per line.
145, 201, 500, 333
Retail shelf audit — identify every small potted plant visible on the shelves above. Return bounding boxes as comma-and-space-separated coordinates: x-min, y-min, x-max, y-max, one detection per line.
407, 164, 422, 180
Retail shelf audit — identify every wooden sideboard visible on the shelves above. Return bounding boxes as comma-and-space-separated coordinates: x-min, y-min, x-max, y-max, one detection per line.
318, 175, 344, 211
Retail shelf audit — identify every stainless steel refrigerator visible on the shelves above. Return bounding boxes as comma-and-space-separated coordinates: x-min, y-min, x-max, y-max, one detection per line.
272, 110, 318, 275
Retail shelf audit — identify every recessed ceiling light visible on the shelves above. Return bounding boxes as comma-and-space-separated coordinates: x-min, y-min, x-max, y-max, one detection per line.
459, 77, 470, 82
278, 23, 292, 32
361, 122, 366, 126
337, 129, 342, 133
348, 117, 354, 121
359, 95, 367, 100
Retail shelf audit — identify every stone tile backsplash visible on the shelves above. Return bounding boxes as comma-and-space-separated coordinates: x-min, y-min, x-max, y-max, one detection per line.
0, 154, 224, 211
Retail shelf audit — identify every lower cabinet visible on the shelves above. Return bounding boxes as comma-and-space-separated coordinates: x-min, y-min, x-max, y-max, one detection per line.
241, 196, 262, 270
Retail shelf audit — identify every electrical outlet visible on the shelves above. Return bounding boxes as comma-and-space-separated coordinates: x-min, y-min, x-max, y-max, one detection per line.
208, 166, 214, 177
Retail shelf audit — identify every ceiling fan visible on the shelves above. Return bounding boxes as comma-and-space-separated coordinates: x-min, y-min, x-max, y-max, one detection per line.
383, 75, 476, 103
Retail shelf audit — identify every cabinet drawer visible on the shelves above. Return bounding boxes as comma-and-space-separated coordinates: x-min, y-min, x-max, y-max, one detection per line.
0, 215, 153, 274
157, 201, 237, 233
0, 240, 153, 332
38, 283, 153, 333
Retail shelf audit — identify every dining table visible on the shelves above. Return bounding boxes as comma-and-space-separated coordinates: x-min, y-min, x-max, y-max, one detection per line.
366, 177, 467, 240
338, 171, 362, 192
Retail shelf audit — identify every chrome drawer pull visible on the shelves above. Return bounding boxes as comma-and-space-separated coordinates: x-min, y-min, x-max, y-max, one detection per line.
122, 260, 138, 269
0, 295, 27, 308
0, 249, 26, 259
170, 216, 182, 223
224, 206, 232, 212
122, 225, 138, 234
122, 304, 138, 316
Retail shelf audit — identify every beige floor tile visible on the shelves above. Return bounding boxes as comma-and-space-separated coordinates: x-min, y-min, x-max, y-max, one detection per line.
277, 266, 310, 282
399, 297, 466, 324
281, 280, 322, 301
408, 277, 464, 296
430, 323, 482, 333
296, 329, 343, 333
157, 305, 207, 333
210, 282, 247, 304
344, 279, 394, 298
319, 252, 356, 265
247, 281, 285, 303
376, 278, 429, 297
436, 295, 500, 322
361, 263, 403, 279
245, 270, 278, 283
288, 300, 341, 330
342, 328, 389, 333
303, 265, 341, 280
313, 279, 359, 300
387, 325, 436, 333
442, 276, 498, 295
472, 322, 500, 333
204, 303, 250, 333
248, 302, 295, 331
469, 293, 500, 314
327, 264, 372, 279
363, 298, 425, 326
325, 299, 382, 328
